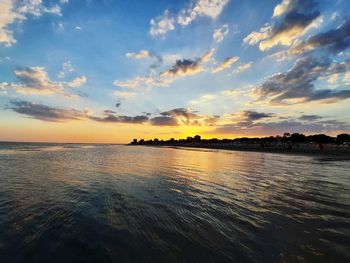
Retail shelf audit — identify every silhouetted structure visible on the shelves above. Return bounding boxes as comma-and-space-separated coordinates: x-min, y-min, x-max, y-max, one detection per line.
194, 135, 201, 142
337, 133, 350, 144
129, 133, 350, 148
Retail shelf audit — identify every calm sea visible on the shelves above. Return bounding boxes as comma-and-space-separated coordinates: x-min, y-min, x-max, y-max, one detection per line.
0, 142, 349, 262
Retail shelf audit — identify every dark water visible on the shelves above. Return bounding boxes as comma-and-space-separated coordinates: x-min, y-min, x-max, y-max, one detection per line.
0, 142, 349, 262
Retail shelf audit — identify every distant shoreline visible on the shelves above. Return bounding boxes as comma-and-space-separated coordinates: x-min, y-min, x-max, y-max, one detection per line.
133, 143, 350, 159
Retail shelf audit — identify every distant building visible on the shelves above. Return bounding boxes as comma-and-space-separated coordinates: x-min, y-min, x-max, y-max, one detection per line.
194, 135, 201, 142
186, 136, 194, 142
132, 139, 137, 144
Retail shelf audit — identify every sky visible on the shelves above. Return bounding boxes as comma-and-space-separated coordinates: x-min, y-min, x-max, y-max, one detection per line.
0, 0, 350, 143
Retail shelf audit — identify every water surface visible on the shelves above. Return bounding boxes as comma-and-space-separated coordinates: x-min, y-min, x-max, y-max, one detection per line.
0, 143, 349, 262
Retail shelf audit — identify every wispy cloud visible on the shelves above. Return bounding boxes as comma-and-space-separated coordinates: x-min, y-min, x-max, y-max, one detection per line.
150, 0, 230, 36
0, 67, 87, 96
90, 114, 149, 124
114, 49, 215, 91
239, 110, 274, 121
8, 100, 149, 124
150, 116, 178, 126
213, 24, 229, 43
211, 56, 239, 73
177, 0, 230, 26
161, 59, 203, 78
7, 100, 86, 122
253, 55, 350, 104
113, 76, 151, 89
232, 62, 252, 73
201, 48, 216, 63
58, 61, 74, 78
113, 90, 137, 98
211, 110, 349, 135
282, 18, 350, 57
150, 107, 221, 127
7, 101, 217, 127
150, 10, 176, 36
213, 118, 350, 135
68, 76, 87, 88
126, 50, 152, 59
0, 0, 65, 47
244, 0, 322, 51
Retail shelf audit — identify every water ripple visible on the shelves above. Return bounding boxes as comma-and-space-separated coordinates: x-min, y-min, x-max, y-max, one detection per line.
0, 144, 349, 262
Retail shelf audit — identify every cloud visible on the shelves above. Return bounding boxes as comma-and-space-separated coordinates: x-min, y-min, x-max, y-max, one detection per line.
126, 50, 152, 59
271, 18, 350, 61
0, 67, 87, 96
8, 100, 349, 134
214, 117, 350, 135
150, 10, 175, 36
272, 0, 293, 18
253, 55, 350, 104
125, 50, 163, 68
211, 56, 239, 73
0, 56, 11, 64
7, 100, 149, 124
153, 107, 219, 126
113, 90, 137, 98
113, 73, 172, 90
239, 110, 274, 121
115, 49, 215, 90
213, 24, 229, 43
114, 77, 147, 89
58, 61, 74, 78
113, 75, 170, 89
221, 110, 274, 130
7, 100, 85, 122
344, 72, 350, 85
189, 94, 217, 105
103, 110, 116, 115
299, 114, 322, 121
90, 114, 149, 124
150, 116, 178, 126
68, 76, 87, 88
327, 73, 340, 84
178, 0, 230, 26
160, 108, 199, 125
8, 101, 217, 127
204, 115, 221, 126
289, 18, 350, 55
233, 62, 252, 73
150, 0, 229, 36
115, 47, 238, 94
244, 0, 322, 51
0, 0, 22, 46
17, 1, 62, 16
212, 111, 349, 135
201, 48, 216, 63
161, 59, 203, 78
0, 0, 63, 47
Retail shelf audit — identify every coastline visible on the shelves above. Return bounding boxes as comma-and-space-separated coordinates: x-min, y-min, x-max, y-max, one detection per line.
133, 143, 350, 159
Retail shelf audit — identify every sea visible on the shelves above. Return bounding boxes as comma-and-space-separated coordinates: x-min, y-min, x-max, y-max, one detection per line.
0, 142, 349, 262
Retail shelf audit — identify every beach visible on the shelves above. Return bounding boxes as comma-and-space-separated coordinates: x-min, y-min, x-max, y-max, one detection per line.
140, 142, 350, 159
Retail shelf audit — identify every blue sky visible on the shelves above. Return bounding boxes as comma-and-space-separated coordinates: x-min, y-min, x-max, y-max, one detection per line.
0, 0, 350, 143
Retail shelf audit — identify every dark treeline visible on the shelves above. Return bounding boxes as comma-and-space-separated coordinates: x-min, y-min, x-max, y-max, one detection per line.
130, 133, 350, 146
